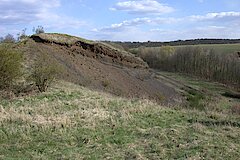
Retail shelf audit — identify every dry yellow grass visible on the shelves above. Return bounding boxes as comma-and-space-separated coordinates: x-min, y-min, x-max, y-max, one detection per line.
0, 80, 239, 159
36, 33, 93, 45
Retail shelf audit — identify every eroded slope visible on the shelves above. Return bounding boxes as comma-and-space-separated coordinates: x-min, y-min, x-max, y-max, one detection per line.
20, 33, 179, 104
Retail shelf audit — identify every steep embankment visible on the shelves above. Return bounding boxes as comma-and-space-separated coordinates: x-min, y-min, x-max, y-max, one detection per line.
18, 33, 179, 104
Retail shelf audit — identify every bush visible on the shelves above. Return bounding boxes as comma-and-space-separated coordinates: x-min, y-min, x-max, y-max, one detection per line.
33, 26, 45, 34
30, 54, 60, 92
2, 34, 15, 43
0, 45, 23, 90
17, 28, 28, 41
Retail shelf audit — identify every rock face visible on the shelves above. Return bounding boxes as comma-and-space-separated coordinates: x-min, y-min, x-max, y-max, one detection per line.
24, 33, 179, 104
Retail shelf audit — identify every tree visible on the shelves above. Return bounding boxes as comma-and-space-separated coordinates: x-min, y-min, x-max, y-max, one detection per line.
17, 28, 27, 41
33, 26, 45, 34
30, 54, 60, 92
0, 37, 3, 43
136, 45, 240, 89
3, 34, 15, 43
0, 45, 23, 90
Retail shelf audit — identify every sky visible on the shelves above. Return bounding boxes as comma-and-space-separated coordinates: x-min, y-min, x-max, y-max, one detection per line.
0, 0, 240, 41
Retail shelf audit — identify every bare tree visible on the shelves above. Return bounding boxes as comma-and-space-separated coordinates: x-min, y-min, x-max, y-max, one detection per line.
33, 26, 45, 34
3, 34, 15, 43
17, 28, 27, 41
30, 54, 60, 92
137, 46, 240, 89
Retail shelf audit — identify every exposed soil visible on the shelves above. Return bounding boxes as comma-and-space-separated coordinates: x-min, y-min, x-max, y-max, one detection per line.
19, 34, 180, 104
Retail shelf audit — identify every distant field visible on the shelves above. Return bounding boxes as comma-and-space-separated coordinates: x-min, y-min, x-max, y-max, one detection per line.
174, 43, 240, 54
131, 43, 240, 54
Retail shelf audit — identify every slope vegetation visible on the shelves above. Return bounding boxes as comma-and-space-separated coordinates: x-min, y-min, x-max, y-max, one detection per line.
0, 81, 239, 159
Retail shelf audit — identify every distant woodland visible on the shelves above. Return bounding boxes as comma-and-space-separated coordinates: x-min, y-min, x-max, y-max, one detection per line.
105, 39, 240, 49
135, 46, 240, 90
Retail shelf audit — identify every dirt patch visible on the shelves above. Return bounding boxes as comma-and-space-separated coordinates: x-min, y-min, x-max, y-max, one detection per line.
21, 34, 180, 104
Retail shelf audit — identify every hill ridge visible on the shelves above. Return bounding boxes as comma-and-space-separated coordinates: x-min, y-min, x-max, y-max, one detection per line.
31, 33, 148, 69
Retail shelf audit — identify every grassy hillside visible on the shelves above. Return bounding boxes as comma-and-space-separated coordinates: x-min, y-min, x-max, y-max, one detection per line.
1, 34, 239, 159
156, 71, 240, 113
1, 79, 239, 159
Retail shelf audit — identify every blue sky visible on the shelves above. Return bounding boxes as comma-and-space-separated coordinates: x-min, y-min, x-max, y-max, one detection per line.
1, 0, 240, 41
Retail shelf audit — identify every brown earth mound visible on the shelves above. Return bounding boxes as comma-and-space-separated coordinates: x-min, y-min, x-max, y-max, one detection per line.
19, 33, 180, 104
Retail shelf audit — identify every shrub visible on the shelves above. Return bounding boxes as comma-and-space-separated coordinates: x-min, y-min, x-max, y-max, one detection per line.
102, 80, 110, 88
0, 45, 23, 90
30, 54, 60, 92
2, 34, 15, 43
17, 28, 28, 41
33, 26, 45, 34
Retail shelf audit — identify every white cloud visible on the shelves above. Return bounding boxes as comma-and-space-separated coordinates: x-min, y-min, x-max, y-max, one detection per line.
95, 18, 152, 32
110, 0, 174, 15
91, 23, 240, 41
91, 11, 240, 41
94, 17, 180, 32
189, 11, 240, 21
0, 0, 87, 32
95, 11, 240, 34
0, 0, 60, 24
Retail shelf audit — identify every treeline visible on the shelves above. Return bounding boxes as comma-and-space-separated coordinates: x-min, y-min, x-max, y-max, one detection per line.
104, 39, 240, 49
138, 46, 240, 89
0, 26, 45, 43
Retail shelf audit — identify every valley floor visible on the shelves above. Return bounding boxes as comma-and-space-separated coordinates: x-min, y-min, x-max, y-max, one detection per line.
0, 73, 240, 159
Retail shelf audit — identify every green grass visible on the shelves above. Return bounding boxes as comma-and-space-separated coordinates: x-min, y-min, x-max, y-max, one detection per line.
0, 81, 240, 159
159, 71, 240, 113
